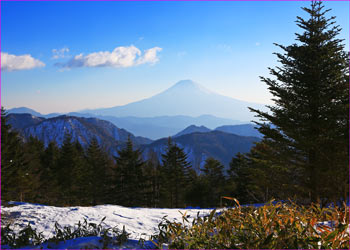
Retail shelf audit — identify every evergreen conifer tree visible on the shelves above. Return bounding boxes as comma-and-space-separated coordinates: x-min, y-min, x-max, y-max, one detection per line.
1, 107, 28, 201
114, 136, 145, 207
161, 138, 191, 208
227, 153, 252, 203
70, 140, 89, 205
22, 136, 45, 202
249, 1, 349, 203
85, 137, 112, 205
200, 157, 225, 206
57, 133, 77, 204
143, 150, 162, 207
41, 141, 60, 204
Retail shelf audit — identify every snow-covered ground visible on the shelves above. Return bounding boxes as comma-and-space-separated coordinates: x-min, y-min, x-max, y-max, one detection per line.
1, 202, 214, 249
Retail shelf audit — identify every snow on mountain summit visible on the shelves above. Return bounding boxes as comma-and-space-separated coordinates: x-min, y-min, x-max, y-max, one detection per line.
165, 79, 213, 94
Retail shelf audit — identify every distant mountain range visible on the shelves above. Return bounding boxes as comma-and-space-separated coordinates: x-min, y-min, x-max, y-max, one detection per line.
7, 113, 260, 169
142, 131, 259, 172
7, 107, 60, 119
215, 124, 262, 138
6, 107, 43, 117
8, 108, 246, 140
174, 125, 211, 137
7, 113, 152, 155
81, 80, 267, 121
174, 124, 262, 138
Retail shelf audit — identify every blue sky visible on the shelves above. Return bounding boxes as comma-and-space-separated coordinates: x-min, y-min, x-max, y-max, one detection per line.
1, 1, 349, 114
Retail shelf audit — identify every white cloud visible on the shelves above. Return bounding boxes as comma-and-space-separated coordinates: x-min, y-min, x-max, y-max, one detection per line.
1, 52, 45, 72
137, 47, 162, 65
56, 45, 162, 69
52, 47, 69, 59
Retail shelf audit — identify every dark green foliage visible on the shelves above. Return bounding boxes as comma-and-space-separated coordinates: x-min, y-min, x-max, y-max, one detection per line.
85, 138, 113, 204
161, 138, 192, 208
56, 133, 77, 204
200, 157, 226, 207
21, 136, 44, 201
226, 153, 251, 203
1, 107, 28, 202
70, 141, 90, 205
247, 142, 298, 203
113, 136, 146, 207
227, 147, 293, 204
184, 170, 211, 208
249, 1, 349, 203
142, 150, 163, 208
40, 141, 61, 204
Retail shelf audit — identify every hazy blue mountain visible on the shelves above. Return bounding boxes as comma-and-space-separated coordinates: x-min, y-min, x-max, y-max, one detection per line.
7, 114, 152, 155
215, 124, 262, 138
142, 131, 260, 172
7, 106, 248, 139
7, 107, 43, 117
83, 80, 267, 121
66, 113, 242, 139
7, 107, 62, 119
43, 113, 63, 118
174, 125, 211, 137
7, 113, 46, 130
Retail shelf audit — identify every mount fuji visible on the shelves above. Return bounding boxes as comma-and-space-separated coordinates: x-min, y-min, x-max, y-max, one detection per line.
84, 80, 267, 122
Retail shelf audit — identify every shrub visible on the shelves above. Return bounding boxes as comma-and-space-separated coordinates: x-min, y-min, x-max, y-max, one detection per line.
152, 199, 349, 249
1, 217, 130, 249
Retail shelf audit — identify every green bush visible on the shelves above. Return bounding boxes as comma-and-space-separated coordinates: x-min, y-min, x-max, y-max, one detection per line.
1, 217, 130, 249
152, 199, 349, 249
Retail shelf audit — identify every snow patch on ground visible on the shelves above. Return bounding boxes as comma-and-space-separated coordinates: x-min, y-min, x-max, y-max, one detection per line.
1, 202, 213, 242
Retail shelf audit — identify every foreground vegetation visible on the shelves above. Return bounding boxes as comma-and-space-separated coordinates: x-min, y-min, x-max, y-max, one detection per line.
2, 200, 348, 249
1, 217, 130, 249
152, 200, 349, 249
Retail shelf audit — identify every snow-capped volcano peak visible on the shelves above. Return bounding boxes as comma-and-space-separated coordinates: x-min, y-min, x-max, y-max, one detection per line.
172, 79, 199, 88
166, 79, 213, 94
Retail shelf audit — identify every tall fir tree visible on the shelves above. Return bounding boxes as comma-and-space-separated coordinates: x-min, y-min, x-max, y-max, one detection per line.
113, 136, 145, 207
1, 107, 27, 201
22, 136, 44, 202
57, 133, 77, 205
227, 153, 252, 203
85, 137, 112, 205
249, 1, 349, 203
40, 141, 61, 204
143, 150, 162, 207
200, 157, 225, 207
161, 138, 192, 208
70, 140, 89, 205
